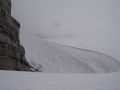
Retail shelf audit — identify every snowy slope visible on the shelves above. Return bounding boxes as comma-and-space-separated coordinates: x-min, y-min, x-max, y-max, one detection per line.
21, 32, 120, 73
0, 70, 120, 90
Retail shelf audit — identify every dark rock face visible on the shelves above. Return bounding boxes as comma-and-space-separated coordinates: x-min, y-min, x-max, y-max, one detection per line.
0, 0, 31, 71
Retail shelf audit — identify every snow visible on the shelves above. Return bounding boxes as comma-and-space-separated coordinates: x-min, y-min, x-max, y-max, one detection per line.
20, 32, 120, 73
0, 70, 120, 90
1, 32, 120, 88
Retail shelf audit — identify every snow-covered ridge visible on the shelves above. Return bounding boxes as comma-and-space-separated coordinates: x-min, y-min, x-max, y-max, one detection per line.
21, 33, 120, 73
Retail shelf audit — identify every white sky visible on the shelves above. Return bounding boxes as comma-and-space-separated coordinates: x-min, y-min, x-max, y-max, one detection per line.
11, 0, 120, 60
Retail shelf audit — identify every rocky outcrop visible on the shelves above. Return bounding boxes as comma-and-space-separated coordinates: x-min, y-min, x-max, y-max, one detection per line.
0, 0, 31, 71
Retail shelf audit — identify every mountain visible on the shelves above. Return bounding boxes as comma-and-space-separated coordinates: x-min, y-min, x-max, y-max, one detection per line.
21, 32, 120, 73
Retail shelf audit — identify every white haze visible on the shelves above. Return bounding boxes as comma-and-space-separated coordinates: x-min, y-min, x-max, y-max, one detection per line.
11, 0, 120, 60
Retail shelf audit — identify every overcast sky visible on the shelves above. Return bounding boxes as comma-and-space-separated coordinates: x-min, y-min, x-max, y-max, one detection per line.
11, 0, 120, 60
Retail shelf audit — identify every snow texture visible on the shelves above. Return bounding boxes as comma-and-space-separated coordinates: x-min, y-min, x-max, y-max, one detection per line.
21, 32, 120, 73
0, 70, 120, 90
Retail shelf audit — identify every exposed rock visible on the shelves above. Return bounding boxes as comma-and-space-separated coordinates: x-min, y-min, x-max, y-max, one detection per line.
0, 0, 31, 71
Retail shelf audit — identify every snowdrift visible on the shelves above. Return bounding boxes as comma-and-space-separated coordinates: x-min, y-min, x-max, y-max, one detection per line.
0, 70, 120, 90
21, 33, 120, 73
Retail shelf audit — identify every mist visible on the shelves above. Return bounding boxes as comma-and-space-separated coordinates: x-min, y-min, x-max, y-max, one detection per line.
11, 0, 120, 60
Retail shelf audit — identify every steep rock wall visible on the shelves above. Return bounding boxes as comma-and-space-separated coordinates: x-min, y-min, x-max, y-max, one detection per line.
0, 0, 31, 71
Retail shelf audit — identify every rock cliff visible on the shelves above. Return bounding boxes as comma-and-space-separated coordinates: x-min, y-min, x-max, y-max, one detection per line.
0, 0, 31, 71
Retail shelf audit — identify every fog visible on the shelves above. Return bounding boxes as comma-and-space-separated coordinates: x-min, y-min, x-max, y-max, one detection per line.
11, 0, 120, 60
